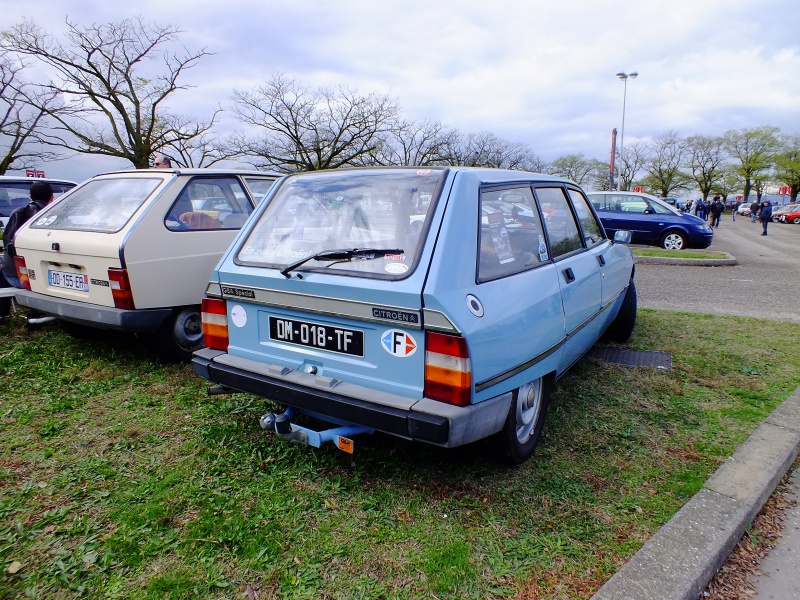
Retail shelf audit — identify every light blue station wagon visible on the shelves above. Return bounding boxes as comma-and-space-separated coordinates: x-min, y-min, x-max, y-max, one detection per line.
193, 167, 637, 463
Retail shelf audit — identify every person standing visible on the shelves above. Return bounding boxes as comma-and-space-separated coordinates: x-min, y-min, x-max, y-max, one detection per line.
0, 181, 54, 323
760, 200, 772, 236
732, 199, 740, 221
750, 199, 760, 223
709, 196, 724, 227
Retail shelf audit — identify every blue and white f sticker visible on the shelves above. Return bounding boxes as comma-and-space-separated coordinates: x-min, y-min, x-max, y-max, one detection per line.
381, 330, 417, 357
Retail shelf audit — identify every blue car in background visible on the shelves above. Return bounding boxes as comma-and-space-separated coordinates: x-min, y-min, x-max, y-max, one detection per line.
192, 167, 638, 464
586, 191, 713, 250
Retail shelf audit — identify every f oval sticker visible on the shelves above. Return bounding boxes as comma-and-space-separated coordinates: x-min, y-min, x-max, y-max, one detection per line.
381, 330, 417, 357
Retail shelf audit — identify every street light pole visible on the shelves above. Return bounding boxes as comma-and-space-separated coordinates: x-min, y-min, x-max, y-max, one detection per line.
616, 71, 637, 191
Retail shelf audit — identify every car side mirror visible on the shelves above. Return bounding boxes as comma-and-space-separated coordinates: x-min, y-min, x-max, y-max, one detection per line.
613, 230, 632, 244
643, 207, 655, 214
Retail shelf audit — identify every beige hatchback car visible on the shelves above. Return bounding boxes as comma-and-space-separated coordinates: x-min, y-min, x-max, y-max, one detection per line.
13, 168, 279, 360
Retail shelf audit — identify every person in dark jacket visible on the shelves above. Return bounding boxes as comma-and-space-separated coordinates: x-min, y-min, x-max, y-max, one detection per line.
709, 196, 724, 227
760, 200, 773, 235
0, 181, 53, 322
750, 200, 760, 223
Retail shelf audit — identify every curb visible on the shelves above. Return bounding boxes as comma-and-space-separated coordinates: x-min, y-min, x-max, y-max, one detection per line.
633, 253, 737, 267
591, 385, 800, 600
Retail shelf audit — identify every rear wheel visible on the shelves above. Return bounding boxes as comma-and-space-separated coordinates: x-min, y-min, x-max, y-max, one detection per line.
660, 231, 687, 250
154, 307, 204, 362
494, 376, 552, 465
792, 217, 800, 225
602, 280, 637, 343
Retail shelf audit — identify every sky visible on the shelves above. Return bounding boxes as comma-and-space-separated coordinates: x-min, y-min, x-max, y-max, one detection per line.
4, 0, 800, 184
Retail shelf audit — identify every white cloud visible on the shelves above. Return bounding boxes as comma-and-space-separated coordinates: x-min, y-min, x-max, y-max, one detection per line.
2, 0, 798, 181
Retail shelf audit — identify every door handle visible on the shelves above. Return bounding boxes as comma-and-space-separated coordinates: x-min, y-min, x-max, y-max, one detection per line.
597, 255, 606, 267
562, 268, 575, 283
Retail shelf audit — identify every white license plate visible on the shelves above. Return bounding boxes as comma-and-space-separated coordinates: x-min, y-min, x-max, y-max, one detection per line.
48, 270, 89, 292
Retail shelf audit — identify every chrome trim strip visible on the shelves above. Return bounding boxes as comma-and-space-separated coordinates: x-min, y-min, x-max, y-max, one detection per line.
422, 309, 460, 334
218, 284, 423, 329
474, 285, 628, 392
205, 281, 222, 298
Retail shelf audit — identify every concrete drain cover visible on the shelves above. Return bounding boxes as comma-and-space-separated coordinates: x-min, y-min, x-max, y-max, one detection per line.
589, 346, 672, 370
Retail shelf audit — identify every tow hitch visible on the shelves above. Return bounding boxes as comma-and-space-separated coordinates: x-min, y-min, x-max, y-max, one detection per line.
259, 407, 374, 454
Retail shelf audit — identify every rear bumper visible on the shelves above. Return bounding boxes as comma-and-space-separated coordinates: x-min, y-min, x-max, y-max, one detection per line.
192, 348, 512, 448
14, 290, 172, 333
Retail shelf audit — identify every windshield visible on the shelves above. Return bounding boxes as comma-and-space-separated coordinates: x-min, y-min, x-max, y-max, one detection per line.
237, 168, 445, 278
30, 177, 163, 233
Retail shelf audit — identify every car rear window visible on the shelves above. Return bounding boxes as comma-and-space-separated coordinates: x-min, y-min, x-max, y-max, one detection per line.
30, 177, 162, 233
236, 168, 445, 278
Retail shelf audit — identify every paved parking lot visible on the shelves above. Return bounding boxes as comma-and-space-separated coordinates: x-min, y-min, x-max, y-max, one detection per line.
635, 216, 800, 324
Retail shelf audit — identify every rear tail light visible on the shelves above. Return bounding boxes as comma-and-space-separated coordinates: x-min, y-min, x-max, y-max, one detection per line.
108, 268, 135, 310
201, 297, 228, 350
14, 256, 31, 290
424, 331, 472, 407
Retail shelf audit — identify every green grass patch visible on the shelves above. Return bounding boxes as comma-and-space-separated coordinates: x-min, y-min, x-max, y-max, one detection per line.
631, 248, 729, 259
0, 310, 798, 599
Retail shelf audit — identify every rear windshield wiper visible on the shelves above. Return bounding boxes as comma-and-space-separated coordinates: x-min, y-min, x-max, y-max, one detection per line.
280, 247, 403, 278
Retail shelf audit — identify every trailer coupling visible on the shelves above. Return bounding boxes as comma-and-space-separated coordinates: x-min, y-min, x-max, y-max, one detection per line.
259, 408, 374, 454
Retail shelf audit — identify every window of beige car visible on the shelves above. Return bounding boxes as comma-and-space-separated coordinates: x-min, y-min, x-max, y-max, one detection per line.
478, 187, 548, 282
236, 168, 444, 278
567, 189, 605, 248
165, 177, 254, 231
244, 176, 278, 204
29, 177, 162, 233
0, 181, 76, 216
535, 187, 583, 259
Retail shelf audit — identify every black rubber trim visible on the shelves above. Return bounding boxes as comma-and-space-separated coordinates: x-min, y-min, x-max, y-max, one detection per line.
192, 354, 450, 444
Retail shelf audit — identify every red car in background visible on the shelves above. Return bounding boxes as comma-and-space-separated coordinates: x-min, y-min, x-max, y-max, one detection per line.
777, 206, 800, 224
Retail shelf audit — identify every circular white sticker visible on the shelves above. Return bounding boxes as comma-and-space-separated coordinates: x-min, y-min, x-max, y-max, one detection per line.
230, 304, 247, 328
385, 263, 409, 274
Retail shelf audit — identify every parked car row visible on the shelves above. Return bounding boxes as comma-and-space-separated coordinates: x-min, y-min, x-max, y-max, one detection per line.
773, 203, 800, 223
9, 166, 637, 463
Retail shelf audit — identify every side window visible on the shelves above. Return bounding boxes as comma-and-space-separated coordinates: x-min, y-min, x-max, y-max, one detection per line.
478, 187, 548, 282
535, 187, 582, 259
166, 177, 253, 231
568, 189, 605, 248
621, 197, 648, 212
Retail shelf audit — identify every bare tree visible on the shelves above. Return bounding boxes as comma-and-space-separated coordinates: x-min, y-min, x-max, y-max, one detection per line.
0, 55, 60, 174
1, 18, 217, 169
617, 141, 647, 191
439, 130, 541, 170
363, 119, 453, 166
722, 126, 781, 204
640, 131, 690, 197
229, 75, 399, 173
685, 135, 727, 201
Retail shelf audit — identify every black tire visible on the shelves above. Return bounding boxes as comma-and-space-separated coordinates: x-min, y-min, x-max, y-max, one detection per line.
659, 231, 687, 250
493, 375, 552, 465
792, 217, 800, 225
154, 307, 204, 362
603, 280, 637, 343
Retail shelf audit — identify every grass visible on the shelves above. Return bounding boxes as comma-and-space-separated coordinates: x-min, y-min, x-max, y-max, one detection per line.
1, 310, 799, 599
631, 248, 730, 259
